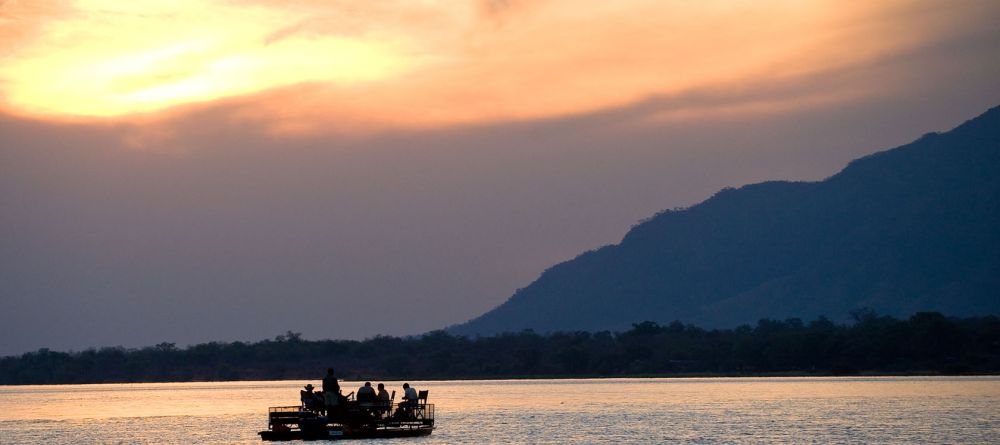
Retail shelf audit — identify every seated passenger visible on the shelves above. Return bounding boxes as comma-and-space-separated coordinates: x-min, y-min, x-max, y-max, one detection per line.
377, 383, 391, 403
402, 383, 418, 406
357, 381, 377, 404
300, 384, 316, 408
315, 391, 326, 407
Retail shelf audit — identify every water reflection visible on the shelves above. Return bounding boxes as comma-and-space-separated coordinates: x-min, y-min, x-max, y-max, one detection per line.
1, 377, 997, 444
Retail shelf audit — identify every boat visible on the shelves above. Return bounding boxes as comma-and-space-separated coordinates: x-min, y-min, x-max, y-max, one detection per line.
259, 390, 434, 441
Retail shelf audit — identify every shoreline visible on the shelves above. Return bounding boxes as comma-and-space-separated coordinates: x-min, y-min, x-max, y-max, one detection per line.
3, 372, 999, 387
5, 314, 997, 386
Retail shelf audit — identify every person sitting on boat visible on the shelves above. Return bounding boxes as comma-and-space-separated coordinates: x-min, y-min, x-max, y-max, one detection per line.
300, 384, 321, 412
357, 382, 377, 404
313, 391, 325, 410
392, 383, 420, 419
322, 368, 340, 415
402, 383, 418, 407
377, 383, 391, 403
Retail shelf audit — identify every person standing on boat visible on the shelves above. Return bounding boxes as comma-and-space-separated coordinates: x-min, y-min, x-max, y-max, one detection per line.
322, 368, 340, 415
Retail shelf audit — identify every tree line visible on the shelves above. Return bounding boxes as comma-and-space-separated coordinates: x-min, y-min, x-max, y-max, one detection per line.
2, 311, 998, 385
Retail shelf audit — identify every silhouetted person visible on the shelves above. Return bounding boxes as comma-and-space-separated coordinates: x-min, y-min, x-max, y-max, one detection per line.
377, 383, 390, 402
322, 368, 340, 415
393, 382, 419, 419
300, 383, 320, 412
375, 383, 392, 418
402, 383, 418, 407
357, 381, 376, 403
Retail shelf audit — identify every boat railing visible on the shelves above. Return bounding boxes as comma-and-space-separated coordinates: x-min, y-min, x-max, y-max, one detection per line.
356, 400, 434, 422
413, 403, 434, 425
265, 400, 434, 431
267, 406, 309, 430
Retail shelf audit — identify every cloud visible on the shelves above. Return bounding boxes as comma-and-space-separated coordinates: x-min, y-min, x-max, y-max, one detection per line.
1, 0, 999, 355
4, 65, 999, 356
4, 0, 998, 134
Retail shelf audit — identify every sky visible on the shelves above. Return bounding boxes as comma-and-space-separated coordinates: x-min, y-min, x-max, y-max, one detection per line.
1, 0, 999, 355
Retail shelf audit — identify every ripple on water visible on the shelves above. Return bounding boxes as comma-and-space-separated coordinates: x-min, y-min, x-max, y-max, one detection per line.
0, 377, 997, 444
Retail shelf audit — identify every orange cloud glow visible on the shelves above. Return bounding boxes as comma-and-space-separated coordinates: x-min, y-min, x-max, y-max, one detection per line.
0, 0, 995, 133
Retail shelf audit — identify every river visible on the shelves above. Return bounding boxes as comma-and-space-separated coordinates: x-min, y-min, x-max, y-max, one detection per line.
1, 377, 997, 443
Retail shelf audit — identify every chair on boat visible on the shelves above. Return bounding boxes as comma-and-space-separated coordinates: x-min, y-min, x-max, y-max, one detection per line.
380, 390, 395, 419
369, 391, 394, 419
392, 389, 421, 420
414, 390, 430, 420
300, 391, 322, 413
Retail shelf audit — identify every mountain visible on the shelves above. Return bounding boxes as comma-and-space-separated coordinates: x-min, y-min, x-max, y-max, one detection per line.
451, 105, 1000, 335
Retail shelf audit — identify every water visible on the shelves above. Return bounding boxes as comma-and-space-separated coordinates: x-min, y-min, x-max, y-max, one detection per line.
1, 377, 997, 444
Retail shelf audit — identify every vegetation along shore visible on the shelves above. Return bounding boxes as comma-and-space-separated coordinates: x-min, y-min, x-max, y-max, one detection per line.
2, 312, 997, 385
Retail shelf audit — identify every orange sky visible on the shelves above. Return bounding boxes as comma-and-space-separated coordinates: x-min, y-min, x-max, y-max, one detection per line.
2, 0, 1000, 354
3, 0, 995, 134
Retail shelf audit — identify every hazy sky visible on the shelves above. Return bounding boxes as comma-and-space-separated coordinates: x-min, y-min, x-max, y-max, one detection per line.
2, 0, 999, 355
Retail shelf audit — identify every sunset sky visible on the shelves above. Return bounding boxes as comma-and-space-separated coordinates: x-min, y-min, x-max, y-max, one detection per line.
2, 0, 999, 355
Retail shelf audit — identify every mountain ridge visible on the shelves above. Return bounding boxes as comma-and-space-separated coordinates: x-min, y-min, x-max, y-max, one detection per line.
451, 105, 1000, 335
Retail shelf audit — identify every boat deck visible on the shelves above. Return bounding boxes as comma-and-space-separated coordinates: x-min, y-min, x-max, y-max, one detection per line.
260, 398, 435, 441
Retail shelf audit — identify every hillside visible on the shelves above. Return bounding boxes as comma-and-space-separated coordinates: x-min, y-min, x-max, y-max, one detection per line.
452, 105, 1000, 335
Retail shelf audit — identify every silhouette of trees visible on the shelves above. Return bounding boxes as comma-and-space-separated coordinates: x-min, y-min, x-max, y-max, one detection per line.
1, 312, 998, 384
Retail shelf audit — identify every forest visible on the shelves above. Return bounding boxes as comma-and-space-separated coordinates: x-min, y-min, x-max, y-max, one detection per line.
2, 311, 998, 385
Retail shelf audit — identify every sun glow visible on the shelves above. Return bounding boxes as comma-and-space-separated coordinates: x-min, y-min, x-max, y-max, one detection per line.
1, 0, 410, 117
0, 0, 985, 132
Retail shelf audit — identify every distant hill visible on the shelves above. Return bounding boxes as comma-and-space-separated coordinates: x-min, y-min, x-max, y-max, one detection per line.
451, 105, 1000, 335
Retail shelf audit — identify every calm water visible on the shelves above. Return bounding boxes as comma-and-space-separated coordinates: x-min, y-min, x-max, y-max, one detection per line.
1, 377, 998, 444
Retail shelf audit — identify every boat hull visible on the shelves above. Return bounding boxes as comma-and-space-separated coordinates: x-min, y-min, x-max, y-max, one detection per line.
260, 426, 433, 441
